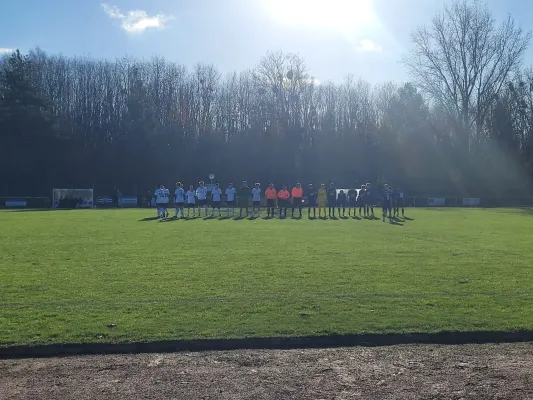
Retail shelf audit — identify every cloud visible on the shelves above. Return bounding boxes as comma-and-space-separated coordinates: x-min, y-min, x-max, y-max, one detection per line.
101, 3, 173, 33
356, 39, 383, 53
0, 48, 14, 54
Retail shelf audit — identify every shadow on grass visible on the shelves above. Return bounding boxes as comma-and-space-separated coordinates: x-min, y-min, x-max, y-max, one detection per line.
159, 217, 193, 222
10, 209, 60, 212
159, 217, 177, 222
3, 330, 533, 359
139, 216, 160, 222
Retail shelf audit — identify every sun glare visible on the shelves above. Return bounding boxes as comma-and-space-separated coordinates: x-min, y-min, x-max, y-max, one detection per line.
262, 0, 376, 36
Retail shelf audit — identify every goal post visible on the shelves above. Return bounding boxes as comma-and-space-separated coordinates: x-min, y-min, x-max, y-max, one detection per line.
52, 189, 94, 209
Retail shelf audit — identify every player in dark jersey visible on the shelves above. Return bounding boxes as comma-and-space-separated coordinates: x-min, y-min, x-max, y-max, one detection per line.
395, 188, 405, 217
337, 189, 347, 217
347, 187, 358, 217
365, 183, 375, 217
307, 183, 317, 218
382, 184, 392, 222
327, 183, 337, 218
388, 185, 395, 220
358, 184, 366, 217
391, 188, 399, 218
396, 189, 405, 218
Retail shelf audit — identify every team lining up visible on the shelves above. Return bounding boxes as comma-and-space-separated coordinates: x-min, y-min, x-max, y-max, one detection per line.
154, 181, 405, 222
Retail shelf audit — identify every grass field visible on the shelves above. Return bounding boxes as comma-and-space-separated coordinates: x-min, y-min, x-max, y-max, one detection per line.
1, 207, 533, 347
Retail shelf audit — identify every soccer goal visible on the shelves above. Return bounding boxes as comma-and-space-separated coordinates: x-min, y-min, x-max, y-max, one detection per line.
52, 189, 94, 209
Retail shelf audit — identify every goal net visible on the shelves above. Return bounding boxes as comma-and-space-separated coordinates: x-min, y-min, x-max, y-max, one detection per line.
52, 189, 94, 209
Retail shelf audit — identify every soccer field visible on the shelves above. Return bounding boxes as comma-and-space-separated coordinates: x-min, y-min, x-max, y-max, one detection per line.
1, 208, 533, 347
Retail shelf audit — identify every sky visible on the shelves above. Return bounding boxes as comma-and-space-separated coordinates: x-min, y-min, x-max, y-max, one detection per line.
1, 0, 533, 85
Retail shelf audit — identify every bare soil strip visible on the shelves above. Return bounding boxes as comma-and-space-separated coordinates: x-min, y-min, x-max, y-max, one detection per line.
2, 343, 533, 399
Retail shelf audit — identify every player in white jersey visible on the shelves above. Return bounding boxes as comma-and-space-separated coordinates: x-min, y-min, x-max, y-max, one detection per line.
211, 183, 223, 217
154, 184, 170, 218
225, 183, 237, 217
186, 185, 196, 217
196, 181, 208, 217
251, 183, 261, 218
174, 182, 185, 219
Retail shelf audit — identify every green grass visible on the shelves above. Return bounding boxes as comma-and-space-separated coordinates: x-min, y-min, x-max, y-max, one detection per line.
1, 207, 533, 347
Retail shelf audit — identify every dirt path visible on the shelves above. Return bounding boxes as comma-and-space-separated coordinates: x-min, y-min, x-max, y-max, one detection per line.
2, 343, 533, 399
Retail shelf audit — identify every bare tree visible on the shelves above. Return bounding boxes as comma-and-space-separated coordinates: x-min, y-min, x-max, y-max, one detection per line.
3, 44, 533, 196
403, 0, 531, 150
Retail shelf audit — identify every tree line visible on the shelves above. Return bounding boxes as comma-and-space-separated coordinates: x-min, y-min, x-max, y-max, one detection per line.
1, 0, 532, 198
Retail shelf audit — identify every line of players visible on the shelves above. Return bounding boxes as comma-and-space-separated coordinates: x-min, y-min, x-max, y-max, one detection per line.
153, 181, 405, 222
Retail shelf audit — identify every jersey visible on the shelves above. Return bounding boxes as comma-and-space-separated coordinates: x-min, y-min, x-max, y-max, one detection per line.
225, 187, 236, 201
337, 191, 347, 203
277, 190, 290, 200
238, 186, 250, 199
307, 189, 317, 204
196, 186, 207, 201
211, 188, 222, 202
348, 189, 357, 202
382, 188, 392, 205
327, 188, 337, 201
265, 188, 277, 200
291, 187, 303, 198
186, 190, 196, 204
252, 188, 261, 201
154, 188, 170, 204
174, 188, 185, 203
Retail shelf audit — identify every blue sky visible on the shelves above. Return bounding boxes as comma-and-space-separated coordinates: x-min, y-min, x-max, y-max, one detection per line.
1, 0, 532, 84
